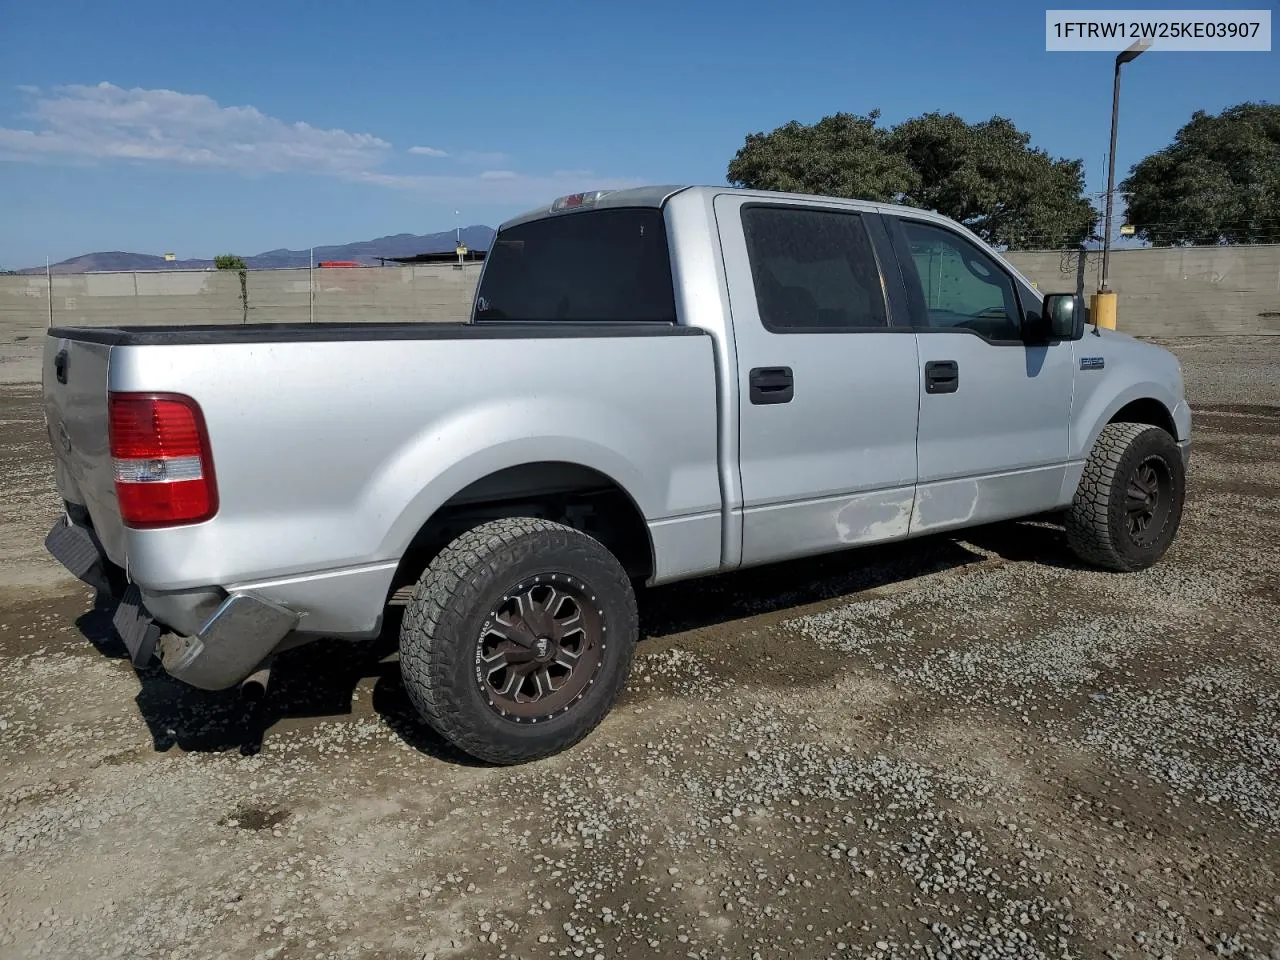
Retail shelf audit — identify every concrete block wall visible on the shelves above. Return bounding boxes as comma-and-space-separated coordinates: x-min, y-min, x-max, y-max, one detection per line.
0, 263, 483, 339
0, 264, 484, 383
1004, 246, 1280, 336
310, 264, 481, 322
3, 247, 1278, 343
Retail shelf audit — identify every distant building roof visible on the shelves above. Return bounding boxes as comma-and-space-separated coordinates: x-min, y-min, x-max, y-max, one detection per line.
378, 249, 486, 265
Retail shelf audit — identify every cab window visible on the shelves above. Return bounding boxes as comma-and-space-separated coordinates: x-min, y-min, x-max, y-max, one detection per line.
899, 220, 1022, 341
741, 206, 889, 333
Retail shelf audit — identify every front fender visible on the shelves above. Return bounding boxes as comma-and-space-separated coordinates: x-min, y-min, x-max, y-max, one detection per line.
1072, 379, 1186, 463
1172, 399, 1192, 443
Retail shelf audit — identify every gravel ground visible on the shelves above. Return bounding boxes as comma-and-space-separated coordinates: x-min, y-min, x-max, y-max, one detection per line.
1, 337, 1278, 960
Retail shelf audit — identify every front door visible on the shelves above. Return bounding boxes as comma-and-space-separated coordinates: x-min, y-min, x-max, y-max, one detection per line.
884, 214, 1074, 535
713, 195, 922, 567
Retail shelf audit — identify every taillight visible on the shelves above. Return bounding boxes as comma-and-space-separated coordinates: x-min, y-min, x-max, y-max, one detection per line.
108, 392, 218, 528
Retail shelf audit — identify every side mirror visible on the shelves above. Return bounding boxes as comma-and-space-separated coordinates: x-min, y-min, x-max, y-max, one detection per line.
1042, 292, 1086, 341
1022, 306, 1051, 345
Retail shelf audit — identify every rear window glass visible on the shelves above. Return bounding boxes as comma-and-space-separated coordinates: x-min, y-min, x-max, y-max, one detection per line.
741, 206, 888, 332
473, 208, 677, 323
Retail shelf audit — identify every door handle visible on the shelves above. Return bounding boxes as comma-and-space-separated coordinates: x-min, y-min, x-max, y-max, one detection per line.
924, 360, 958, 395
749, 366, 794, 405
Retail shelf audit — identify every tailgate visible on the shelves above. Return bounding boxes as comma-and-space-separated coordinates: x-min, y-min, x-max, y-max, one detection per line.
42, 333, 128, 567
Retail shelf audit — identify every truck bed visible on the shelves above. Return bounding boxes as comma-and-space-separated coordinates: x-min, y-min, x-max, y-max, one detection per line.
42, 319, 723, 642
48, 321, 705, 346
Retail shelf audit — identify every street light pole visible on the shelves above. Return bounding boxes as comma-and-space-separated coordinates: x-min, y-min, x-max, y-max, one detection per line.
1100, 38, 1151, 294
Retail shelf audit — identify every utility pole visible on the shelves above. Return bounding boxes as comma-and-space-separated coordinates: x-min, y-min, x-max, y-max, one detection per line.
1095, 37, 1151, 330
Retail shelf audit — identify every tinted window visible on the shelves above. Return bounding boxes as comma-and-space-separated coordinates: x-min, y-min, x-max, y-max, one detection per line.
741, 206, 888, 332
899, 220, 1022, 341
473, 208, 676, 323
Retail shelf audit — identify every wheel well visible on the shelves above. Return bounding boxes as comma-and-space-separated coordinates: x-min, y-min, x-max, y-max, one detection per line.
389, 462, 654, 598
1109, 398, 1177, 438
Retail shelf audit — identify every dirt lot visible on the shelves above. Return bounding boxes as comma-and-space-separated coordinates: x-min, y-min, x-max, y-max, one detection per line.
1, 337, 1278, 960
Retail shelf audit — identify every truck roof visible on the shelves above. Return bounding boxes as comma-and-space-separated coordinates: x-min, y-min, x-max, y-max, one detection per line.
499, 184, 950, 231
497, 184, 1044, 302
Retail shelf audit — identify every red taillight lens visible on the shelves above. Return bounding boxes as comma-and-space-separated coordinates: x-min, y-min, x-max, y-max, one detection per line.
108, 392, 218, 528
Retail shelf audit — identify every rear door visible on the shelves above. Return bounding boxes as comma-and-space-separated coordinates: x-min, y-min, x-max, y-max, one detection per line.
712, 195, 921, 567
883, 214, 1074, 534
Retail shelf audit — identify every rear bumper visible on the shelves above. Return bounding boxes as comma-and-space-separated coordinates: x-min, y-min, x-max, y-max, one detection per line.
154, 592, 300, 690
45, 515, 300, 690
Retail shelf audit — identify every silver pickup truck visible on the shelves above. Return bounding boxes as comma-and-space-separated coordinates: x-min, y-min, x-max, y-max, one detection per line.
41, 184, 1191, 764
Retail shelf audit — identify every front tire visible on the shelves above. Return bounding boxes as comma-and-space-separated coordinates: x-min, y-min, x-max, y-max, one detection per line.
1066, 421, 1186, 572
399, 517, 638, 765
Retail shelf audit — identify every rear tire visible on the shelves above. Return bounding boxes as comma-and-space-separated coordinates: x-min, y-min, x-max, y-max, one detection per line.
399, 517, 638, 765
1066, 421, 1186, 572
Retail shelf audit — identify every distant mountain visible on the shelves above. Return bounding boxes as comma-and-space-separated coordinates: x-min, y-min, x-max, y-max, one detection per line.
19, 226, 496, 274
27, 252, 180, 274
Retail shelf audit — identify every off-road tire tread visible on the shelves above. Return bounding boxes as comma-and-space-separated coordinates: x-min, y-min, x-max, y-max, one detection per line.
399, 517, 637, 765
1065, 421, 1175, 572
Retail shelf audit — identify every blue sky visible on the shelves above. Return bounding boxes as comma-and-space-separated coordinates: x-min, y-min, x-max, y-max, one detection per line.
1, 0, 1275, 268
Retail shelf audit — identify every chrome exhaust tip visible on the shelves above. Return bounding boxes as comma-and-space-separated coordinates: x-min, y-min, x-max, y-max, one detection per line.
239, 661, 273, 702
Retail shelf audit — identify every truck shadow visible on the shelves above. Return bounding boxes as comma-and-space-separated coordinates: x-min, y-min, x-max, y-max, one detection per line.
635, 536, 988, 637
82, 522, 1064, 762
124, 629, 490, 764
955, 516, 1090, 570
74, 597, 476, 761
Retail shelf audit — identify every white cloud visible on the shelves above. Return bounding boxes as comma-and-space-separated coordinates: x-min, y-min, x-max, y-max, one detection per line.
0, 82, 390, 175
0, 83, 643, 204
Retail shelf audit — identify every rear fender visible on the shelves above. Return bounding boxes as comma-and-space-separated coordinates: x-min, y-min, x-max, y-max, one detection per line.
367, 398, 663, 563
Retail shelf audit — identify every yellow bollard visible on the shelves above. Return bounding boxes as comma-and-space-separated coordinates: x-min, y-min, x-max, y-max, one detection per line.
1090, 290, 1117, 330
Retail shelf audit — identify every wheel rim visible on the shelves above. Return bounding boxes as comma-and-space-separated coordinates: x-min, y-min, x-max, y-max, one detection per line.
1125, 454, 1174, 547
475, 574, 605, 723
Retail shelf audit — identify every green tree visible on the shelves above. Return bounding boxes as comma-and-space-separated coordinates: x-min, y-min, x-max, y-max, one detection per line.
214, 254, 249, 322
888, 113, 1095, 249
727, 110, 1096, 249
727, 111, 917, 203
1121, 102, 1280, 246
